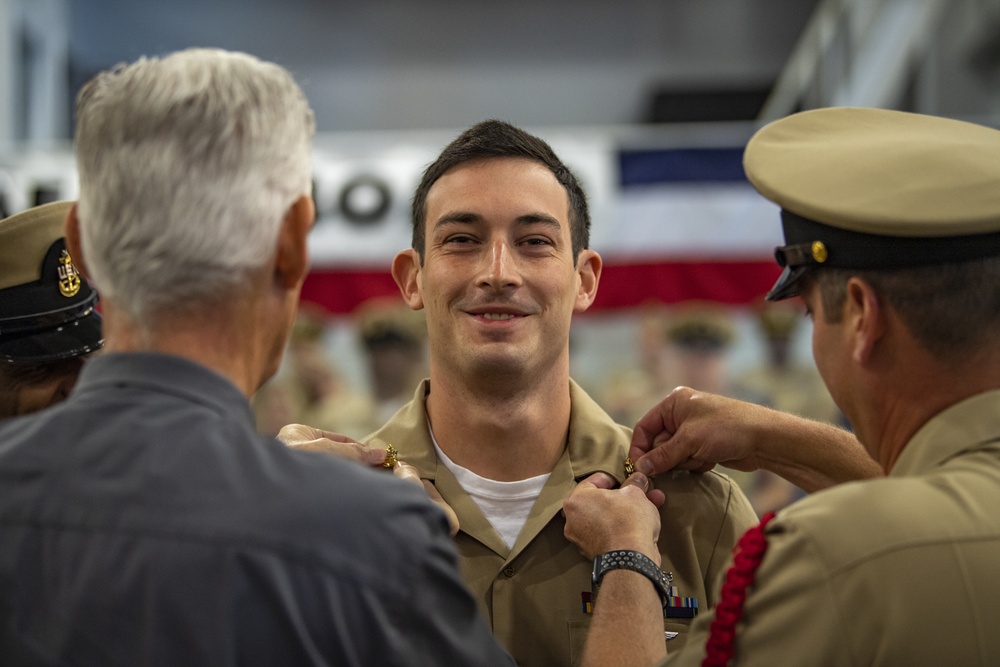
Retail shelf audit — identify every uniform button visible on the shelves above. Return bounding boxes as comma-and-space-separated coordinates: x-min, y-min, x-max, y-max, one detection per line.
502, 565, 515, 578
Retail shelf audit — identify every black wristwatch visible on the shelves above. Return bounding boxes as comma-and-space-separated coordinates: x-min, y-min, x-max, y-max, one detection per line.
592, 550, 672, 608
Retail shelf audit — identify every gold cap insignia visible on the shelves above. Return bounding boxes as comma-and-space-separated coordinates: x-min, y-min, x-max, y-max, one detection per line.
811, 241, 828, 264
57, 249, 81, 297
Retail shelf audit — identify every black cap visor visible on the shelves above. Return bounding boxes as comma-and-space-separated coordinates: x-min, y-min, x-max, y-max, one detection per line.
766, 264, 812, 302
767, 208, 1000, 301
0, 309, 103, 363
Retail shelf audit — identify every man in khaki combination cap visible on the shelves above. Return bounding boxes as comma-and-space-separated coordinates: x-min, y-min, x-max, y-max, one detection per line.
563, 107, 1000, 665
0, 201, 103, 417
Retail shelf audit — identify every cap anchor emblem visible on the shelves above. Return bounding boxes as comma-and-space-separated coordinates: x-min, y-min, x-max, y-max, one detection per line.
57, 249, 81, 297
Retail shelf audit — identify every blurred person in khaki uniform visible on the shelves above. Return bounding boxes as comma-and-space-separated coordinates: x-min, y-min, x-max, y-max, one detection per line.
263, 300, 426, 439
567, 107, 1000, 666
362, 119, 757, 667
732, 302, 841, 515
0, 202, 103, 418
733, 302, 839, 424
352, 297, 428, 431
661, 303, 735, 397
601, 303, 735, 429
602, 303, 759, 500
598, 303, 672, 426
252, 306, 369, 436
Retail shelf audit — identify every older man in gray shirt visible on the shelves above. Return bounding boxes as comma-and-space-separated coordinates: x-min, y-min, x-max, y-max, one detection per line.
0, 48, 513, 666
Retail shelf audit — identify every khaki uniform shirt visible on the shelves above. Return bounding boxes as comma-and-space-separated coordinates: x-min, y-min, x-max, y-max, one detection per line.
365, 380, 757, 667
665, 389, 1000, 666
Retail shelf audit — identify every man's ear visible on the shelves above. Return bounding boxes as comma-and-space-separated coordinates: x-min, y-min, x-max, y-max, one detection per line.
64, 203, 91, 279
573, 249, 602, 313
274, 195, 315, 289
391, 249, 424, 310
846, 277, 885, 364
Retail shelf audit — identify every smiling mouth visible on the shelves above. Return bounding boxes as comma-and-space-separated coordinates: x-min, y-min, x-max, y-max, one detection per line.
481, 313, 518, 321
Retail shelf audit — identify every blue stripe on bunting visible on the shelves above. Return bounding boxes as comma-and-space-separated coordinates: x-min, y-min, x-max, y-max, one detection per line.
619, 148, 747, 187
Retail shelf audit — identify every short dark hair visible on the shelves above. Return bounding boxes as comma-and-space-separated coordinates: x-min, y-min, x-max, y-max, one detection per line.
410, 119, 590, 263
809, 256, 1000, 363
0, 356, 87, 418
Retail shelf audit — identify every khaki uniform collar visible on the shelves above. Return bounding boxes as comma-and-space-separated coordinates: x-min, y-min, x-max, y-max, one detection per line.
365, 378, 634, 559
890, 389, 1000, 477
367, 378, 631, 480
565, 378, 632, 484
366, 380, 438, 479
366, 380, 513, 554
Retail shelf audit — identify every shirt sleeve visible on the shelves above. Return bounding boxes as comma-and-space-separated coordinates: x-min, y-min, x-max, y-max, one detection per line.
664, 517, 855, 667
222, 482, 514, 666
312, 497, 516, 666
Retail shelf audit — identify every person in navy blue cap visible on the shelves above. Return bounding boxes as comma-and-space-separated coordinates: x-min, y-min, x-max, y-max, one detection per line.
0, 200, 103, 417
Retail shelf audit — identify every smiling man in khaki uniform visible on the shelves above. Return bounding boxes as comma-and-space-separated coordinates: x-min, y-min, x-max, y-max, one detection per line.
365, 120, 757, 667
567, 107, 1000, 666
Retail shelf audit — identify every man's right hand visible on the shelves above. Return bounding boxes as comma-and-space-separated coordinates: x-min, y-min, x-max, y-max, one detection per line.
278, 424, 461, 536
277, 423, 388, 467
628, 386, 881, 493
563, 472, 662, 562
628, 386, 770, 478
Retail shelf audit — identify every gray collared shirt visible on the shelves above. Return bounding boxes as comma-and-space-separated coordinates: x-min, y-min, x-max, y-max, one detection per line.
0, 352, 512, 666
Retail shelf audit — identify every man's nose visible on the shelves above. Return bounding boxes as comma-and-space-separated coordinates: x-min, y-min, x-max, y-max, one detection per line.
478, 240, 522, 291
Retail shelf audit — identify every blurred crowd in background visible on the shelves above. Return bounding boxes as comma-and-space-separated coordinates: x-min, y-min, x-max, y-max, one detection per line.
253, 296, 843, 518
252, 298, 429, 443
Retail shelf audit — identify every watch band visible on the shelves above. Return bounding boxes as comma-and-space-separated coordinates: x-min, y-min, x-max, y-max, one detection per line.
592, 549, 672, 608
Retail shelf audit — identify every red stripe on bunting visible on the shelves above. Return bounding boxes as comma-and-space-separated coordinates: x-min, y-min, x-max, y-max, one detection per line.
300, 270, 400, 314
590, 259, 781, 309
298, 259, 783, 315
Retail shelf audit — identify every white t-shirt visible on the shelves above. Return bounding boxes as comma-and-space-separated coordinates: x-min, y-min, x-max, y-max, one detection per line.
431, 429, 550, 553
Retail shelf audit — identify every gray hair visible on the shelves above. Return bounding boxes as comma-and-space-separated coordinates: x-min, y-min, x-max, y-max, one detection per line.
74, 48, 315, 321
